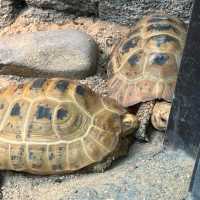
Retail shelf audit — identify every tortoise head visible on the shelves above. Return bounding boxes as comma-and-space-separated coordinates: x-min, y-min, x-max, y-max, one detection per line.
121, 113, 139, 137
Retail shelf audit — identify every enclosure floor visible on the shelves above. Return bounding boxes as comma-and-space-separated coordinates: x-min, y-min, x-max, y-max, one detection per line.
0, 14, 194, 200
1, 130, 194, 200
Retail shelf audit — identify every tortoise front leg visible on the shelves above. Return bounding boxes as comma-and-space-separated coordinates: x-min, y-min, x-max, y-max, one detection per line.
135, 100, 155, 142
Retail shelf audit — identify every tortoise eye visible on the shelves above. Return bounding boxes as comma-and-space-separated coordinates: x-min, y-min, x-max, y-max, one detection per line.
76, 85, 85, 96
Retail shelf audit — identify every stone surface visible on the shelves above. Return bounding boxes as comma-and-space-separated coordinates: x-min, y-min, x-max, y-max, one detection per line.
25, 0, 98, 16
0, 0, 193, 29
22, 0, 98, 25
0, 29, 98, 78
22, 7, 73, 24
0, 0, 26, 28
0, 0, 98, 28
99, 0, 193, 25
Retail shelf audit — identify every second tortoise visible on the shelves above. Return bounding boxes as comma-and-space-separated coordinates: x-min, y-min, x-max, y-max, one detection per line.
108, 14, 187, 140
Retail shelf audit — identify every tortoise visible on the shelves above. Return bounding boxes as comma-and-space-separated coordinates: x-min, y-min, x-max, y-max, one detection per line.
108, 14, 187, 140
0, 78, 138, 175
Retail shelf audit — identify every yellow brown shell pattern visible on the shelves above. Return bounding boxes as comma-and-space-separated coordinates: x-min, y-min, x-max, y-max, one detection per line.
108, 14, 187, 107
0, 78, 126, 175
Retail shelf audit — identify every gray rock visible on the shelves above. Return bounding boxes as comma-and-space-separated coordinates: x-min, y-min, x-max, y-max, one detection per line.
0, 0, 14, 27
8, 0, 192, 28
25, 0, 98, 16
22, 7, 72, 24
0, 29, 98, 79
0, 0, 26, 28
0, 0, 193, 29
0, 0, 98, 28
98, 0, 193, 25
18, 0, 193, 29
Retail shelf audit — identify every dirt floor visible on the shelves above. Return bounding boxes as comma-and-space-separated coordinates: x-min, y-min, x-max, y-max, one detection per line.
0, 15, 195, 200
1, 130, 194, 200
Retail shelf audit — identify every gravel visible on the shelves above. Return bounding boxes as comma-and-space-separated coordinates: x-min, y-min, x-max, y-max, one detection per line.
0, 0, 193, 27
98, 0, 193, 25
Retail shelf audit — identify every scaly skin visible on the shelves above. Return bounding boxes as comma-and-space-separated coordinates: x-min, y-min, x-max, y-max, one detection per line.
135, 100, 155, 141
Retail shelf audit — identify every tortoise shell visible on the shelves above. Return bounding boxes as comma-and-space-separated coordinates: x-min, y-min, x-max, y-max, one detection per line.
0, 78, 129, 175
108, 14, 187, 107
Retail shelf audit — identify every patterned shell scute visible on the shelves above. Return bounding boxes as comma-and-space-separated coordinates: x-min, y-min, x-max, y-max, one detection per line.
108, 14, 187, 107
0, 78, 126, 174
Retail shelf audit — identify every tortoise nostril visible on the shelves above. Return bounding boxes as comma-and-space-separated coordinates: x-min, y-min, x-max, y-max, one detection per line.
161, 117, 166, 123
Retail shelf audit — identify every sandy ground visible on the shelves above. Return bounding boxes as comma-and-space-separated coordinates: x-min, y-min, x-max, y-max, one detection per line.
1, 130, 195, 200
0, 15, 195, 200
